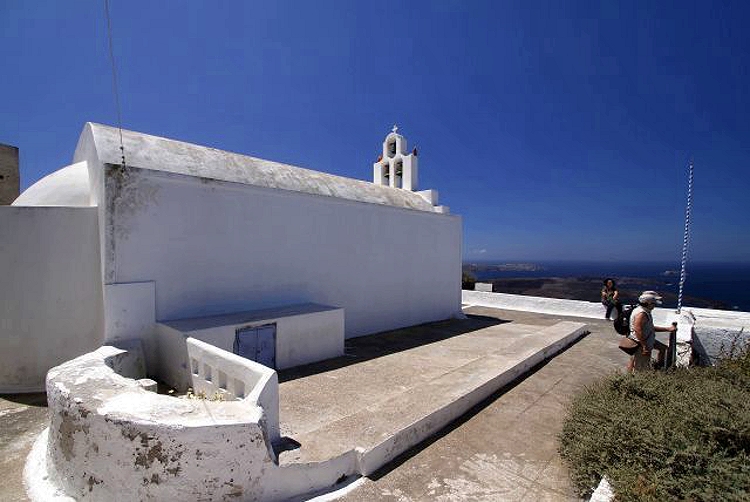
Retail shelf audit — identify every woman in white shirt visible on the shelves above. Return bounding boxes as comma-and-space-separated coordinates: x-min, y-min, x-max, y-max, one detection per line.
627, 291, 677, 372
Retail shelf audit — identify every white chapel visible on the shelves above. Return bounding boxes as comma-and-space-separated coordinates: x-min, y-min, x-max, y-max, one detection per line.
0, 124, 462, 392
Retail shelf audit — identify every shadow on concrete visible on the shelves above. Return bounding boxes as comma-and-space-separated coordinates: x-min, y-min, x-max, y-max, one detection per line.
0, 392, 48, 407
279, 315, 508, 383
366, 328, 590, 482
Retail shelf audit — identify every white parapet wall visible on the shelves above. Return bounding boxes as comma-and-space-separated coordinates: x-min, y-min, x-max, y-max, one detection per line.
676, 307, 750, 364
474, 282, 493, 292
463, 290, 750, 366
186, 337, 280, 443
463, 290, 621, 319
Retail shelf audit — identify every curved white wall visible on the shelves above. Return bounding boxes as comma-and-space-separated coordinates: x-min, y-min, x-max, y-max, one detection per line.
31, 343, 351, 501
0, 206, 103, 392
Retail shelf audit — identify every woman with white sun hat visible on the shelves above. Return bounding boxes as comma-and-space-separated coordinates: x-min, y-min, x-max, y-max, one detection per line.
626, 291, 678, 372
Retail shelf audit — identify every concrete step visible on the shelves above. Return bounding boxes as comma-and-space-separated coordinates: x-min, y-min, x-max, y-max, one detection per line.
279, 321, 587, 476
277, 322, 545, 439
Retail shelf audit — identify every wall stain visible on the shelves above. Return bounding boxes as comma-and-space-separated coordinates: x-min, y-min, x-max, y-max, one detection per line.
57, 409, 90, 461
104, 164, 160, 282
87, 475, 102, 492
134, 440, 168, 469
225, 482, 244, 498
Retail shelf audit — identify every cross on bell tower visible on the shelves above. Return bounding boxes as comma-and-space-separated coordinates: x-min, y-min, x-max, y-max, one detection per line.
373, 125, 418, 191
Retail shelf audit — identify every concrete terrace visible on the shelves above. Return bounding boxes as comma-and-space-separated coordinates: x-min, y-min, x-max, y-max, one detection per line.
4, 304, 632, 501
277, 314, 586, 472
336, 307, 626, 501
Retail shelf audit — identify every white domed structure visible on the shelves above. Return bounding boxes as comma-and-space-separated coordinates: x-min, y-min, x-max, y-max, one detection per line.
12, 161, 92, 206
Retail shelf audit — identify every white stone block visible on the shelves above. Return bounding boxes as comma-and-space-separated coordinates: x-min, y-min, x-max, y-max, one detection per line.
417, 189, 438, 205
136, 378, 157, 392
105, 281, 157, 370
104, 282, 156, 342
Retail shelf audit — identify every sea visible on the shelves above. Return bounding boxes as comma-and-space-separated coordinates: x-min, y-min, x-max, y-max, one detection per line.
468, 261, 750, 312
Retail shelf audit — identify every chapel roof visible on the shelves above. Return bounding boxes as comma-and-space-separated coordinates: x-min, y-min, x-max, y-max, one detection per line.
84, 123, 439, 212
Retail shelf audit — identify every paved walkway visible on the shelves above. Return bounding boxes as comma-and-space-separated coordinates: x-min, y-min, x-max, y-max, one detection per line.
0, 393, 48, 502
277, 313, 585, 473
336, 307, 628, 501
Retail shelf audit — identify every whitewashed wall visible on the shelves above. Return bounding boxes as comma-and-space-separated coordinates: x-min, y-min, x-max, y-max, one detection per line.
160, 304, 345, 372
102, 167, 462, 339
0, 207, 103, 392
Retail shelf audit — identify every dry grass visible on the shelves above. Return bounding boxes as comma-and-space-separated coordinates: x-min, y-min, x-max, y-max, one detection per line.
559, 343, 750, 501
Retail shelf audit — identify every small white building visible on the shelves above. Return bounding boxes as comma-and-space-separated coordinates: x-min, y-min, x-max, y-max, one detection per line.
0, 124, 462, 392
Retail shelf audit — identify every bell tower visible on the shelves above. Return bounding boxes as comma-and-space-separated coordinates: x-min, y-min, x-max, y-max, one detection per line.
373, 125, 418, 191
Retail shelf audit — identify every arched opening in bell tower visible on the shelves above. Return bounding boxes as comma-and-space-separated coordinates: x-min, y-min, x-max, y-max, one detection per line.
394, 159, 403, 188
387, 138, 397, 158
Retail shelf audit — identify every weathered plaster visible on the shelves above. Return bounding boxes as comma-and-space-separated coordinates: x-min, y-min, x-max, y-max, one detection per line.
103, 165, 160, 283
86, 123, 442, 213
39, 346, 276, 501
29, 343, 362, 501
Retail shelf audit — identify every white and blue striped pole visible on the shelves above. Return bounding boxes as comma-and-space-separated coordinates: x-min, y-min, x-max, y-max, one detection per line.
677, 160, 694, 314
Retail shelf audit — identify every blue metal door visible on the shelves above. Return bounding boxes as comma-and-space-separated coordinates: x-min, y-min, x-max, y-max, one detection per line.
233, 324, 276, 368
255, 325, 276, 368
234, 327, 258, 360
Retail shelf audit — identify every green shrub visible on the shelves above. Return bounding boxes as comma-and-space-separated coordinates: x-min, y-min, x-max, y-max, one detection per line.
462, 271, 477, 290
559, 347, 750, 501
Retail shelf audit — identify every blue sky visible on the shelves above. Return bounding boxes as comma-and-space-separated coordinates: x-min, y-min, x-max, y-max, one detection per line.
2, 0, 748, 263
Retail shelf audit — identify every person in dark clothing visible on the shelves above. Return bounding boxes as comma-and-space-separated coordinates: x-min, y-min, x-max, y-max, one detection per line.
601, 278, 623, 319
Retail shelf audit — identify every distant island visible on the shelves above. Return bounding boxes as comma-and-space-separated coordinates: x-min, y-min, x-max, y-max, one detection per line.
464, 262, 545, 273
468, 276, 731, 310
462, 263, 732, 310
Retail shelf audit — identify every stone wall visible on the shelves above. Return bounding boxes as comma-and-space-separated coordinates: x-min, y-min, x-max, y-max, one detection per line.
0, 143, 19, 205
